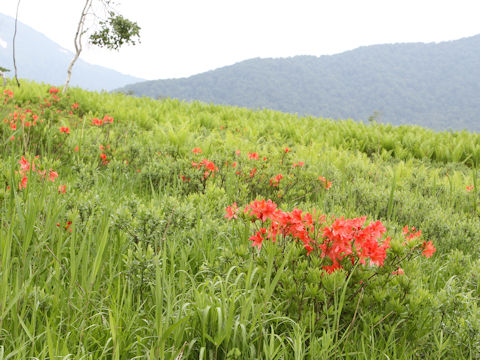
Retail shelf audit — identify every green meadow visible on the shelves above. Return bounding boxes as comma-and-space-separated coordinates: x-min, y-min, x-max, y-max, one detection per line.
1, 80, 480, 359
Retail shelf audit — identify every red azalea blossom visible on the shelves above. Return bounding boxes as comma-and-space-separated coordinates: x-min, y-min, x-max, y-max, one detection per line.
48, 170, 58, 182
392, 267, 405, 275
250, 228, 267, 249
49, 87, 59, 94
270, 174, 283, 187
19, 176, 28, 190
18, 156, 31, 174
422, 241, 436, 257
244, 199, 278, 222
319, 176, 332, 189
225, 203, 239, 220
103, 115, 114, 124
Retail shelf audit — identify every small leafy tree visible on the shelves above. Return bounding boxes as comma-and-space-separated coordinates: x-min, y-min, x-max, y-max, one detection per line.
63, 0, 140, 93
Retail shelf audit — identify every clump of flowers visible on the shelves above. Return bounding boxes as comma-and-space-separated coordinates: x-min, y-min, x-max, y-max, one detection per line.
92, 115, 114, 126
15, 155, 60, 191
226, 199, 435, 274
192, 159, 217, 179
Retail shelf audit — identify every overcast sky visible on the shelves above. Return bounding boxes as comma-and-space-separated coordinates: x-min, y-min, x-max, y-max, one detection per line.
1, 0, 480, 80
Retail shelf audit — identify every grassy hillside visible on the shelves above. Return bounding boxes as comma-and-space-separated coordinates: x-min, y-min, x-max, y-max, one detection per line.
118, 34, 480, 132
1, 81, 480, 359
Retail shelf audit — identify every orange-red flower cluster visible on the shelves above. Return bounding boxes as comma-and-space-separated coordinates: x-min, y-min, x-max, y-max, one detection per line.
269, 174, 283, 187
192, 159, 218, 179
227, 199, 435, 274
92, 115, 114, 126
318, 176, 332, 189
16, 155, 59, 190
402, 225, 436, 257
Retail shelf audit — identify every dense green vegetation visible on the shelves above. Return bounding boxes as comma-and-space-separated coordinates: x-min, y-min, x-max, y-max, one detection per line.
118, 34, 480, 132
1, 80, 480, 359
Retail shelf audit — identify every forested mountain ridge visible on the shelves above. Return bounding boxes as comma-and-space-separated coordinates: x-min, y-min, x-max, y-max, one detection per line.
118, 35, 480, 131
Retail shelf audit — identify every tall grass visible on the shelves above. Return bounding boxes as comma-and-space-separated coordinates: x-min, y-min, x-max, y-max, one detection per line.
0, 80, 479, 358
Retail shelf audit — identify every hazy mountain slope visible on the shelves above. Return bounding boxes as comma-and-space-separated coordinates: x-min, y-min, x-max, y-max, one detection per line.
119, 35, 480, 131
0, 13, 143, 91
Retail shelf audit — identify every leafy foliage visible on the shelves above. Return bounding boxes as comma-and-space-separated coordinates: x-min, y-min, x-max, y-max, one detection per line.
0, 80, 479, 358
89, 12, 141, 50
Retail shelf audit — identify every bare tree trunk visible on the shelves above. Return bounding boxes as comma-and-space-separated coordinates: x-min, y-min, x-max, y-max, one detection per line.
13, 0, 21, 87
63, 0, 93, 94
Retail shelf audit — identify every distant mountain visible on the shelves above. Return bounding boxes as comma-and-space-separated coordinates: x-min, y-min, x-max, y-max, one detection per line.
118, 35, 480, 132
0, 13, 143, 91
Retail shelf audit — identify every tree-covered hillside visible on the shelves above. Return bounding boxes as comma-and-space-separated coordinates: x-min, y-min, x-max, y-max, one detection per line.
118, 35, 480, 131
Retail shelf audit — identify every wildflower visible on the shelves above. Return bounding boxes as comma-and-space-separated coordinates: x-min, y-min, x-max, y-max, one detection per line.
319, 176, 332, 189
392, 267, 405, 275
71, 103, 79, 109
74, 146, 79, 152
422, 241, 436, 258
19, 176, 28, 190
59, 127, 70, 134
18, 156, 30, 174
48, 170, 58, 182
49, 87, 59, 94
467, 185, 474, 191
285, 147, 290, 153
250, 228, 267, 249
225, 203, 239, 220
269, 174, 283, 187
103, 115, 114, 124
248, 152, 259, 160
245, 199, 277, 222
192, 147, 202, 154
58, 185, 66, 193
293, 161, 304, 168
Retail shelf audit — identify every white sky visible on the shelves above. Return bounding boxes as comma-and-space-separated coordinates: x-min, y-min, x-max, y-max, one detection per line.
1, 0, 480, 80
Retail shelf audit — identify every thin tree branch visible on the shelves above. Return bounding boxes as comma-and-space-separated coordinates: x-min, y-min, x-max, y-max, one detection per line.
12, 0, 21, 87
